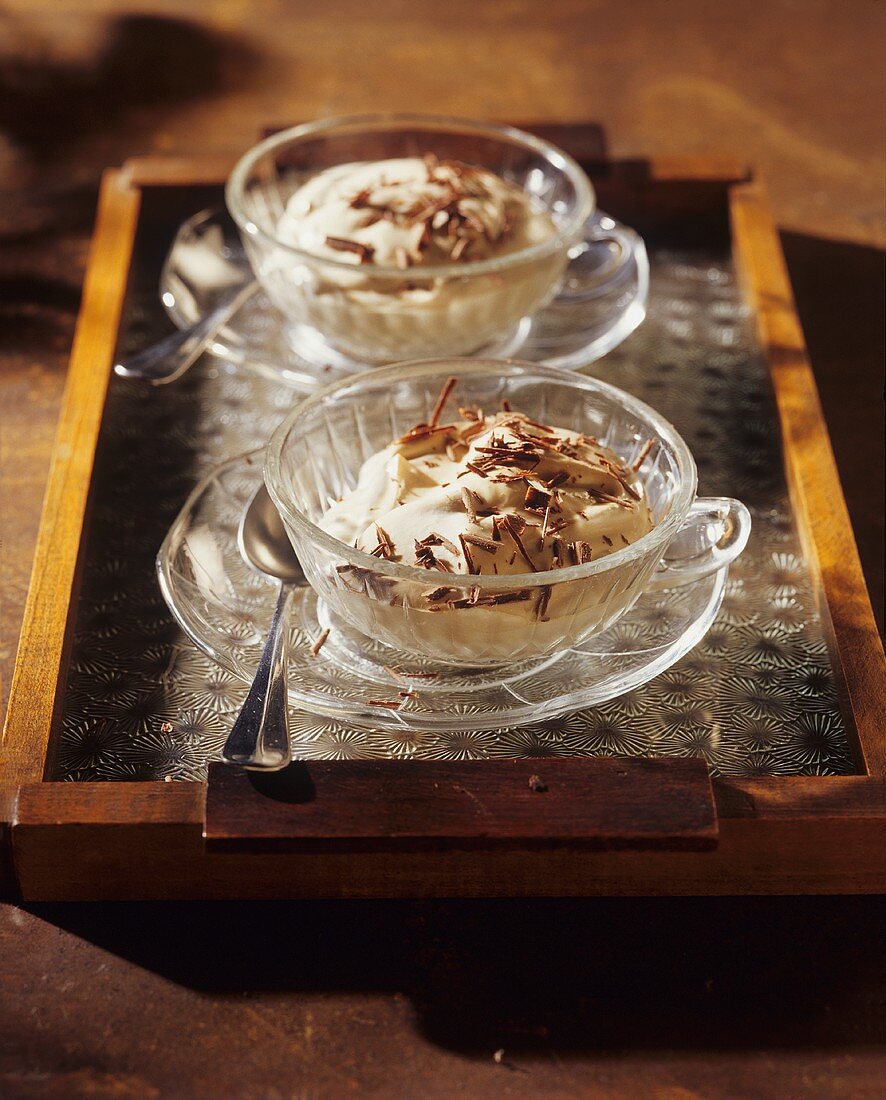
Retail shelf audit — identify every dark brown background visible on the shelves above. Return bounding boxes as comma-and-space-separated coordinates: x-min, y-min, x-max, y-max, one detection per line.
0, 2, 884, 1097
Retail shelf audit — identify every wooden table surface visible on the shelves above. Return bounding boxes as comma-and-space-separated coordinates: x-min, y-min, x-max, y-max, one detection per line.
1, 2, 883, 1096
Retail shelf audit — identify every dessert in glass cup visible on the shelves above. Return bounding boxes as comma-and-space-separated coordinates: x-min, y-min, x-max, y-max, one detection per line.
265, 359, 752, 669
226, 116, 595, 364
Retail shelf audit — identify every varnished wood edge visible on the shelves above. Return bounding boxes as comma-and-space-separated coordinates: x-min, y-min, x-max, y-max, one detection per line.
0, 170, 142, 785
729, 181, 886, 776
8, 777, 886, 899
203, 758, 719, 853
7, 775, 885, 827
6, 775, 885, 899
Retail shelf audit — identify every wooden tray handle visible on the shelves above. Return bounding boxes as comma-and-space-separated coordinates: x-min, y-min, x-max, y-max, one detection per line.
204, 757, 718, 853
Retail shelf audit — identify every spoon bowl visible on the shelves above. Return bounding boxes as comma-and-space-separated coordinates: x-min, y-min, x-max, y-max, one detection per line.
238, 483, 304, 585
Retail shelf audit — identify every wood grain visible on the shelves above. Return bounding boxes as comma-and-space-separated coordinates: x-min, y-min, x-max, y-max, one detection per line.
730, 182, 886, 776
9, 775, 884, 899
203, 758, 718, 852
0, 170, 141, 785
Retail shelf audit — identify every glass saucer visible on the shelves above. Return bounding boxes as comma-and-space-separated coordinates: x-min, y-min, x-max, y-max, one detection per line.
159, 207, 648, 389
157, 452, 727, 732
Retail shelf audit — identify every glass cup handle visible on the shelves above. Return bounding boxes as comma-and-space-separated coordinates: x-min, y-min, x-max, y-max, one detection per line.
559, 215, 650, 303
646, 497, 752, 591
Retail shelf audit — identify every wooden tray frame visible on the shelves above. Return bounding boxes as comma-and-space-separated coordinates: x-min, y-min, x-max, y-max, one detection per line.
2, 139, 884, 900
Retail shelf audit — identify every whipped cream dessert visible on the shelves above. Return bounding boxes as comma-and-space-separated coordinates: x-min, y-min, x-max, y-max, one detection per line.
276, 156, 554, 269
318, 378, 656, 664
265, 157, 564, 361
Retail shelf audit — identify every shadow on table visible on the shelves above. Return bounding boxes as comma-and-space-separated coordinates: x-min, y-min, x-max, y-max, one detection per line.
780, 230, 885, 634
0, 12, 257, 165
26, 895, 886, 1053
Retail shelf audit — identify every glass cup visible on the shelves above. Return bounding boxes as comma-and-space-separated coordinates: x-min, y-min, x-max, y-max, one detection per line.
265, 359, 751, 670
226, 114, 596, 365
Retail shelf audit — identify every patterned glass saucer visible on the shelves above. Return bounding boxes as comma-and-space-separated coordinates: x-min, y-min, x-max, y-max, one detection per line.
157, 451, 727, 733
159, 207, 649, 389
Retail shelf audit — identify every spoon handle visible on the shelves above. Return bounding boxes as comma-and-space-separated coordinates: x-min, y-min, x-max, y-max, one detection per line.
222, 583, 293, 770
114, 280, 258, 385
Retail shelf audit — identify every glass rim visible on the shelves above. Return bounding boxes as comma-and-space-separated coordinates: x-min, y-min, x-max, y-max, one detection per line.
225, 113, 596, 280
264, 357, 699, 591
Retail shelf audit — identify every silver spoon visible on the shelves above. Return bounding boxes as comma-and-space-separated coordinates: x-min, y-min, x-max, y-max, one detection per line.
222, 482, 305, 770
114, 279, 258, 385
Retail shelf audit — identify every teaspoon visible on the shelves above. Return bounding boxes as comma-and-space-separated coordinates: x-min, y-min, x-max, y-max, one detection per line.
222, 482, 305, 770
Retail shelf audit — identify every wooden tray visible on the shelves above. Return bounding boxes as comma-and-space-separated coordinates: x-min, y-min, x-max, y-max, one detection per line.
2, 127, 884, 899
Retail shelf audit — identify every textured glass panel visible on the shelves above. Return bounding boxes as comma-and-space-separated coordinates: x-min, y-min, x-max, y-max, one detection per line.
52, 195, 853, 780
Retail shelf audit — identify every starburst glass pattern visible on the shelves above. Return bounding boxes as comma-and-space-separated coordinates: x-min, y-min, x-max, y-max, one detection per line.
53, 233, 853, 779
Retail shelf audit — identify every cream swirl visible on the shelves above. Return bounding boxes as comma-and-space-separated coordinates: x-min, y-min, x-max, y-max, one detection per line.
320, 380, 655, 587
276, 156, 554, 269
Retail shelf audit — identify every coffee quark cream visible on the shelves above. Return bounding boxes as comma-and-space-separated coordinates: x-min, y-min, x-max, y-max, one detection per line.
270, 157, 563, 360
316, 377, 657, 663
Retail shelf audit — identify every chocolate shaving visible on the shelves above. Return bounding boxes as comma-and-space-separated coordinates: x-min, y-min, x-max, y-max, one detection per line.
632, 438, 655, 471
397, 422, 458, 444
373, 524, 396, 559
465, 462, 488, 478
426, 585, 458, 602
462, 533, 499, 553
535, 586, 553, 621
459, 419, 487, 443
458, 533, 479, 575
325, 236, 375, 263
414, 544, 440, 569
602, 535, 613, 547
540, 503, 552, 541
524, 477, 551, 494
575, 540, 594, 563
367, 699, 402, 709
485, 590, 531, 606
587, 487, 632, 508
610, 469, 641, 501
524, 484, 550, 512
417, 531, 459, 555
311, 628, 330, 656
501, 514, 538, 572
415, 541, 456, 573
429, 376, 458, 427
460, 486, 482, 523
450, 235, 470, 261
551, 536, 580, 567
